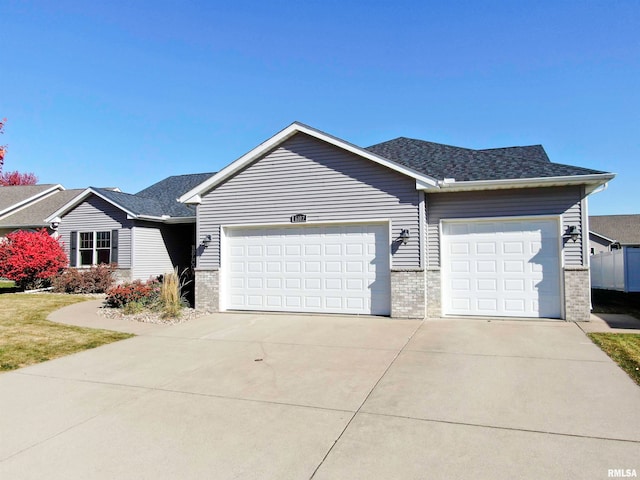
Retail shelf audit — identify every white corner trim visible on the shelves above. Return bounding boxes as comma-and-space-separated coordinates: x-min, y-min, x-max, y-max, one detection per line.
178, 122, 440, 203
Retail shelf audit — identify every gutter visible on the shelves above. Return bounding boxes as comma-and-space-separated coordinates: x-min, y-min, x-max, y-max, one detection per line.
421, 173, 616, 193
132, 215, 196, 224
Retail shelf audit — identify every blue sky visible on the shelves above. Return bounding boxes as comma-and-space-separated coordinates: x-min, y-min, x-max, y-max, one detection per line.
1, 0, 638, 215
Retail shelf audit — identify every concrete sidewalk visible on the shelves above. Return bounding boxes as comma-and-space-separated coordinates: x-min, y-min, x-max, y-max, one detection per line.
47, 299, 169, 335
580, 312, 640, 334
1, 306, 639, 479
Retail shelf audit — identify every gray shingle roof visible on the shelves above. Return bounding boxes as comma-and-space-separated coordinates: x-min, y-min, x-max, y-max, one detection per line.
590, 215, 640, 246
0, 184, 61, 213
91, 172, 215, 219
479, 145, 550, 163
136, 173, 214, 217
365, 137, 606, 181
0, 189, 84, 228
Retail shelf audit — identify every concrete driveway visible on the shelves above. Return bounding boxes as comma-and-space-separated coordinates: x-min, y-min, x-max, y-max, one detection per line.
1, 304, 639, 479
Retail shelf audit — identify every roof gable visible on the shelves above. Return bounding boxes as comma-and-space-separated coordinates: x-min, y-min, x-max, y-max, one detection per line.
47, 173, 214, 223
0, 189, 83, 228
178, 122, 439, 203
0, 184, 64, 217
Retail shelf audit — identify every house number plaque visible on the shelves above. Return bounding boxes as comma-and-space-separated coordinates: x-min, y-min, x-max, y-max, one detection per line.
290, 214, 307, 223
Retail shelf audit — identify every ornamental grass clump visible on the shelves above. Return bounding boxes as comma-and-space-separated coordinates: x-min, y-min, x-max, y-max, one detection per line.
160, 269, 183, 318
104, 269, 190, 318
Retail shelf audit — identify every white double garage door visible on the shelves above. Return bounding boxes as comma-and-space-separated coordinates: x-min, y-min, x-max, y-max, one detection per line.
441, 218, 563, 318
222, 223, 391, 315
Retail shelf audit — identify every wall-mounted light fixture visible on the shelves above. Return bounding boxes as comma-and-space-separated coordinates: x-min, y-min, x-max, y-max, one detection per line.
399, 229, 410, 245
49, 217, 61, 230
202, 234, 212, 248
564, 225, 579, 242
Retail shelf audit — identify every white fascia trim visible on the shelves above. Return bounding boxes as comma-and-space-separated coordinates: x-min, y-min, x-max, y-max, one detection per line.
129, 214, 167, 222
129, 214, 196, 224
45, 188, 139, 222
425, 173, 616, 192
179, 122, 439, 203
589, 230, 616, 244
0, 184, 65, 218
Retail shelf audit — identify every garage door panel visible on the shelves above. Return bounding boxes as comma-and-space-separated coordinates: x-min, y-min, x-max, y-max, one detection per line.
477, 298, 498, 311
476, 242, 495, 254
442, 219, 561, 318
224, 223, 390, 315
477, 261, 496, 273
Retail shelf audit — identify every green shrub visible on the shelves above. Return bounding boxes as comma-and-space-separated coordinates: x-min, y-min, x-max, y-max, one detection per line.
123, 301, 145, 315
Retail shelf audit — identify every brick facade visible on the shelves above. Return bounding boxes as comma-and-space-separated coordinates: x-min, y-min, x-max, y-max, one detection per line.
193, 265, 589, 322
390, 269, 425, 319
195, 268, 219, 312
426, 267, 441, 318
563, 266, 591, 322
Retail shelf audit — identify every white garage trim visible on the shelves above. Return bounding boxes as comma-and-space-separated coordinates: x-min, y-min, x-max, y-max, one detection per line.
440, 215, 564, 319
220, 220, 392, 315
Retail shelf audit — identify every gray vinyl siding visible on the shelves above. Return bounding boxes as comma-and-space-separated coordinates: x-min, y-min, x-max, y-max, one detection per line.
131, 226, 174, 280
132, 221, 195, 279
58, 196, 132, 268
426, 186, 585, 268
198, 133, 421, 269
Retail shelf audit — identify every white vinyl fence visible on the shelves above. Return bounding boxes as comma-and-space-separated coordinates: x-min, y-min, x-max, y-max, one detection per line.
590, 247, 640, 292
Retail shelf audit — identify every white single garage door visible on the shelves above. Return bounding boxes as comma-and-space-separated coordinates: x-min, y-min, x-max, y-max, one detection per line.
223, 223, 391, 315
442, 218, 562, 318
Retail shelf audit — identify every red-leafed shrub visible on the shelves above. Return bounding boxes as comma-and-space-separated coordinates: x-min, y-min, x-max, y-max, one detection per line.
52, 264, 116, 294
0, 229, 68, 289
105, 279, 161, 308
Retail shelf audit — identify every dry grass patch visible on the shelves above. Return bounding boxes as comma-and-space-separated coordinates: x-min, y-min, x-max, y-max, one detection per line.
0, 293, 133, 372
588, 333, 640, 386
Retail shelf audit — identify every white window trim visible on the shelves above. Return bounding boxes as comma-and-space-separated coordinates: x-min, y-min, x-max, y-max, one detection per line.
77, 231, 111, 267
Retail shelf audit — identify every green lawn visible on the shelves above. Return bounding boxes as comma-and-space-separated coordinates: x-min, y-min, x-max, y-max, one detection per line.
0, 294, 133, 371
0, 279, 16, 289
588, 333, 640, 386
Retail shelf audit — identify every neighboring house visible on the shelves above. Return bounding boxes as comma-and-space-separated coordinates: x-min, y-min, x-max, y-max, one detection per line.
179, 122, 614, 321
0, 184, 83, 237
589, 215, 640, 292
589, 214, 640, 254
47, 173, 214, 282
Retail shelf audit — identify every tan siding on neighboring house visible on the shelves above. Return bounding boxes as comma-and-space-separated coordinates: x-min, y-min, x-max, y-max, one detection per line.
58, 196, 132, 267
426, 186, 585, 268
198, 133, 421, 270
